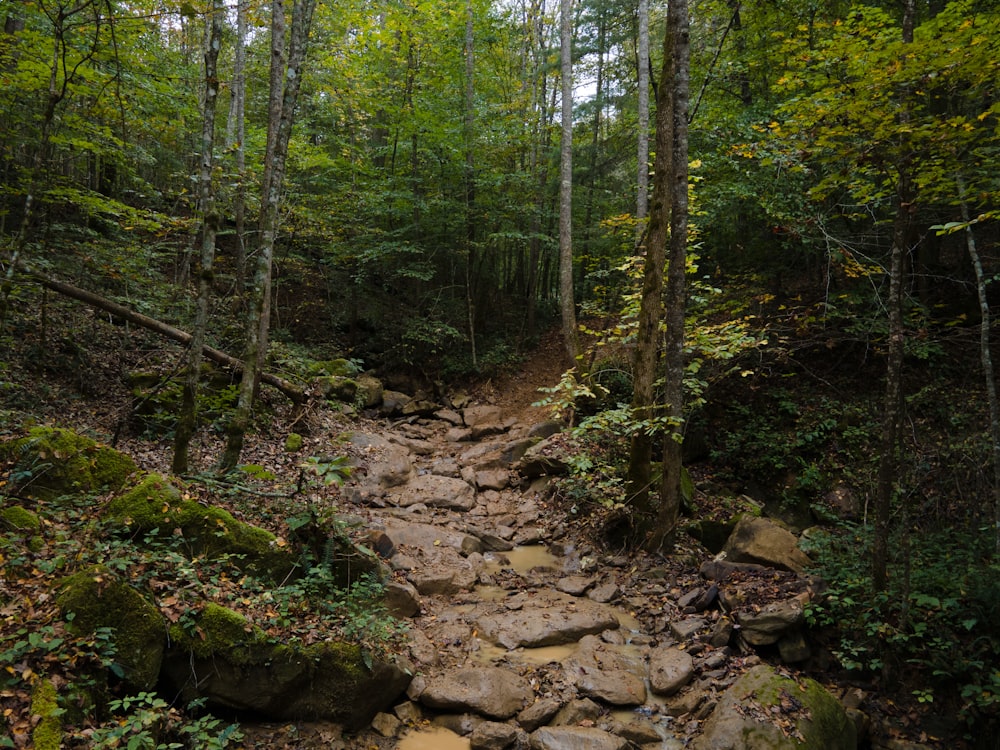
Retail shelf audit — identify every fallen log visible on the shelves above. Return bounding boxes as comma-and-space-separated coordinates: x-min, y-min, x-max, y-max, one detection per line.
19, 265, 306, 404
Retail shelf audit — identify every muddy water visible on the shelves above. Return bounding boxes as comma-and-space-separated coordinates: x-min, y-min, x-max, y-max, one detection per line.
397, 726, 470, 750
483, 544, 561, 574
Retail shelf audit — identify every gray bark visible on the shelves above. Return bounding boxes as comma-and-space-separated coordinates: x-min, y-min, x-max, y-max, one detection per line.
558, 0, 578, 364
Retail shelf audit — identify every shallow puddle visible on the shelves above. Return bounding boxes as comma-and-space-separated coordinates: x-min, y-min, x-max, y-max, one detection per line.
397, 726, 470, 750
476, 640, 579, 666
483, 544, 561, 574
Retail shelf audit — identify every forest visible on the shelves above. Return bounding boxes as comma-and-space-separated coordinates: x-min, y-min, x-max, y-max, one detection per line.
0, 0, 999, 747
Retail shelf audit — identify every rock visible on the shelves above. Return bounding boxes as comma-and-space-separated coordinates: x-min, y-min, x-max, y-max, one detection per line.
356, 374, 384, 408
720, 516, 812, 574
529, 725, 629, 750
1, 426, 137, 500
0, 505, 41, 533
518, 698, 562, 731
284, 433, 303, 452
351, 433, 414, 489
585, 583, 617, 603
470, 720, 521, 750
434, 408, 465, 426
669, 617, 707, 642
395, 473, 476, 511
567, 636, 647, 706
381, 518, 481, 554
475, 468, 510, 491
517, 435, 570, 478
464, 405, 503, 426
418, 667, 533, 719
648, 646, 694, 696
692, 664, 856, 750
56, 565, 164, 690
778, 630, 812, 662
371, 711, 401, 737
737, 597, 806, 646
394, 700, 424, 725
385, 580, 421, 617
104, 473, 298, 583
528, 420, 563, 439
161, 603, 412, 729
316, 375, 358, 402
552, 697, 603, 725
556, 575, 594, 596
476, 591, 621, 649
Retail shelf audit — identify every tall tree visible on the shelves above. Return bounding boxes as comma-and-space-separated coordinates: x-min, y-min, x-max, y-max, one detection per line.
558, 0, 578, 363
647, 0, 690, 552
635, 0, 650, 242
220, 0, 317, 472
873, 0, 915, 592
173, 0, 225, 475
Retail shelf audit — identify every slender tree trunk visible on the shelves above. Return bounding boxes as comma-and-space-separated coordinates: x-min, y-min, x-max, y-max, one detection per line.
464, 0, 478, 369
172, 0, 224, 475
635, 0, 650, 245
957, 184, 1000, 556
220, 0, 316, 472
558, 0, 578, 364
232, 0, 248, 296
647, 0, 690, 553
873, 0, 916, 592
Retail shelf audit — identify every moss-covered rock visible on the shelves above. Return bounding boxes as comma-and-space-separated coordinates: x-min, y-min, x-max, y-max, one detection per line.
31, 678, 62, 750
284, 433, 304, 452
104, 473, 297, 582
692, 664, 857, 750
316, 375, 359, 403
1, 504, 41, 533
162, 604, 412, 730
56, 565, 165, 691
0, 427, 137, 499
356, 374, 384, 409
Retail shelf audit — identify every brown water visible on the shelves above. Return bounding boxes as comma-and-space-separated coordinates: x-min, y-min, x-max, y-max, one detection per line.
483, 545, 561, 574
397, 726, 470, 750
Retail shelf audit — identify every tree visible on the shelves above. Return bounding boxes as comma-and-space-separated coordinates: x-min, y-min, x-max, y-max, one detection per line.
173, 0, 225, 475
558, 0, 578, 364
635, 0, 650, 241
220, 0, 317, 472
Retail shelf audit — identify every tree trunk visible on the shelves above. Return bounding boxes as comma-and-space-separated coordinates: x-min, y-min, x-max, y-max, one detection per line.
173, 0, 224, 475
464, 0, 478, 369
635, 0, 650, 245
873, 0, 916, 592
11, 265, 303, 402
558, 0, 578, 364
220, 0, 316, 472
646, 0, 690, 554
958, 183, 1000, 557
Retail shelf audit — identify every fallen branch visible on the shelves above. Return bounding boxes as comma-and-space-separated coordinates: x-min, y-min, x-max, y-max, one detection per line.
14, 263, 306, 404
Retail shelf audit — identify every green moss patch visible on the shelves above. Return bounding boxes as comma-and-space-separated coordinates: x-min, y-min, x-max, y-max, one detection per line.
104, 473, 296, 582
1, 504, 41, 533
56, 565, 165, 691
1, 427, 137, 500
31, 678, 62, 750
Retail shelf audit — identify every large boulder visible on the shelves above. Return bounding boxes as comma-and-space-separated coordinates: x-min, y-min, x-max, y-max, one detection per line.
1, 426, 137, 500
692, 664, 856, 750
721, 516, 812, 573
161, 602, 412, 729
103, 473, 297, 582
417, 666, 533, 719
56, 565, 165, 691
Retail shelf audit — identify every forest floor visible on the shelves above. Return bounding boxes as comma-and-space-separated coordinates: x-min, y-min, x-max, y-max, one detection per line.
0, 304, 971, 749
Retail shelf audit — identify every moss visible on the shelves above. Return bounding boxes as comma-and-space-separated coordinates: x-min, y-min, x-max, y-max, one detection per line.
31, 679, 62, 750
168, 602, 267, 661
317, 375, 359, 403
730, 665, 856, 750
104, 473, 296, 581
284, 433, 304, 452
57, 565, 165, 690
1, 426, 137, 499
0, 504, 41, 533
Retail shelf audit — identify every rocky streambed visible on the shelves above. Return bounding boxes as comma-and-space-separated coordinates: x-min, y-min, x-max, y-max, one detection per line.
310, 397, 881, 750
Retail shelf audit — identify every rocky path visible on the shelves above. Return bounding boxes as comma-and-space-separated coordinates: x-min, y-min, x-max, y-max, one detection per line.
313, 366, 872, 750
